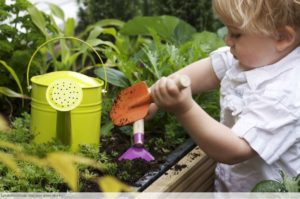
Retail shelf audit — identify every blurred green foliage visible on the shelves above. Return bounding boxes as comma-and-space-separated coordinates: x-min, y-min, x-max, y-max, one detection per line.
76, 0, 223, 32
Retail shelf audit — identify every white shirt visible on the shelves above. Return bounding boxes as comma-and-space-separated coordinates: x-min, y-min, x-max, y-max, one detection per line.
210, 46, 300, 192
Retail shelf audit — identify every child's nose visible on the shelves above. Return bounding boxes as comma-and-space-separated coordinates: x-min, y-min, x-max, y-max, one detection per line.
225, 35, 234, 47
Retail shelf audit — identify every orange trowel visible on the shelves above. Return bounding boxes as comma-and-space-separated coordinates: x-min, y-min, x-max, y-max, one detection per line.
110, 75, 191, 162
110, 75, 191, 126
110, 81, 151, 126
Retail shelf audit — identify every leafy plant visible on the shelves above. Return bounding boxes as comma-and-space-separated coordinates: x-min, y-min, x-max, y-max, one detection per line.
95, 16, 219, 87
0, 59, 30, 119
120, 15, 197, 46
0, 113, 131, 192
152, 0, 223, 31
77, 0, 147, 30
0, 0, 61, 84
77, 0, 222, 32
0, 0, 50, 115
26, 5, 115, 76
252, 171, 300, 192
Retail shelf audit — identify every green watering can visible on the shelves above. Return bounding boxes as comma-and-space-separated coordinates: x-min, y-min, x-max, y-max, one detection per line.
26, 37, 107, 151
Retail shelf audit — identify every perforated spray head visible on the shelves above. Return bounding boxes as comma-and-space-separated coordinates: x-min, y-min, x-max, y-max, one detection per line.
46, 78, 83, 111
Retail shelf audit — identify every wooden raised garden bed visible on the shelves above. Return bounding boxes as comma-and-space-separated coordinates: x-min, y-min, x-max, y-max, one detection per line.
143, 146, 216, 192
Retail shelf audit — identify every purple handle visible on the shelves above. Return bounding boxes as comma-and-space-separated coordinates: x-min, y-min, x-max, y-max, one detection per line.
133, 132, 144, 147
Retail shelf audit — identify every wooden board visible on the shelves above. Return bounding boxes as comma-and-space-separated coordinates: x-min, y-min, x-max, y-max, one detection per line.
144, 146, 216, 192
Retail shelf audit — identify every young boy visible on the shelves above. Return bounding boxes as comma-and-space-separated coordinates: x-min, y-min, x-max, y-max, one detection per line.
148, 0, 300, 191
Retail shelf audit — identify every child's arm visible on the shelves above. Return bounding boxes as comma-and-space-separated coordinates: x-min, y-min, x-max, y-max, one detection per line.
175, 101, 256, 164
150, 57, 257, 164
170, 57, 220, 94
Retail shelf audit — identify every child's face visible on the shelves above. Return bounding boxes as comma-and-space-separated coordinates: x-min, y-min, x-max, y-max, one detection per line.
224, 26, 282, 70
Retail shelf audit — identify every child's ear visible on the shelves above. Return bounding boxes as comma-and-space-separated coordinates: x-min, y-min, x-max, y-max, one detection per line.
276, 26, 297, 51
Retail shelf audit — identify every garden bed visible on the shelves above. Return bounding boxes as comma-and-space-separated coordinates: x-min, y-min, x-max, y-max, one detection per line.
0, 111, 217, 192
100, 128, 216, 192
100, 128, 194, 189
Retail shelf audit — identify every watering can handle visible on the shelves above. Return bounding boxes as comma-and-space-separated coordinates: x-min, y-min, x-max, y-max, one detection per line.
26, 36, 107, 93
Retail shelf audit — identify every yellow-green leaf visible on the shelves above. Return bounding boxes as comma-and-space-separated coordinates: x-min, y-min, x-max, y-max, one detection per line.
97, 176, 132, 192
53, 152, 103, 170
17, 153, 47, 168
0, 140, 22, 152
46, 152, 78, 191
0, 114, 10, 132
72, 156, 103, 170
64, 18, 75, 37
0, 152, 22, 177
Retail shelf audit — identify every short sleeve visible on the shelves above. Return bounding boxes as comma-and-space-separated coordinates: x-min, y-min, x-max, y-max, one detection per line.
231, 96, 298, 164
210, 46, 234, 80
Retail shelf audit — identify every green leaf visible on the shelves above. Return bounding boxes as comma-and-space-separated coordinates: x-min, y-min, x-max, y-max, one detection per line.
48, 15, 61, 34
94, 19, 125, 28
101, 28, 118, 39
78, 19, 124, 39
86, 39, 120, 54
120, 15, 196, 45
0, 60, 24, 96
94, 67, 129, 88
47, 3, 65, 21
281, 171, 299, 192
64, 18, 75, 37
252, 180, 286, 192
27, 5, 48, 38
87, 26, 104, 40
0, 87, 29, 99
0, 40, 13, 53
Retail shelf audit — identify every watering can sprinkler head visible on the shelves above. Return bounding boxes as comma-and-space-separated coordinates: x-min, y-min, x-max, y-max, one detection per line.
46, 78, 83, 112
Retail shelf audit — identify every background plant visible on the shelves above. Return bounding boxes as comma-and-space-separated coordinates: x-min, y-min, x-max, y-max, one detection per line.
76, 0, 223, 32
0, 0, 53, 116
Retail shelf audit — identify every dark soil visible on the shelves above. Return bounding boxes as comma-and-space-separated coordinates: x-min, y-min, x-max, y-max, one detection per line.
92, 124, 197, 193
99, 127, 166, 188
78, 127, 168, 192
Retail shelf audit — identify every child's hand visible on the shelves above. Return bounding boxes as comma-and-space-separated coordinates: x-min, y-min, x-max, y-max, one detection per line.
150, 75, 194, 116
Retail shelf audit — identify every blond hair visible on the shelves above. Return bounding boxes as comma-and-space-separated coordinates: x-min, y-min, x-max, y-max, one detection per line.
212, 0, 300, 37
